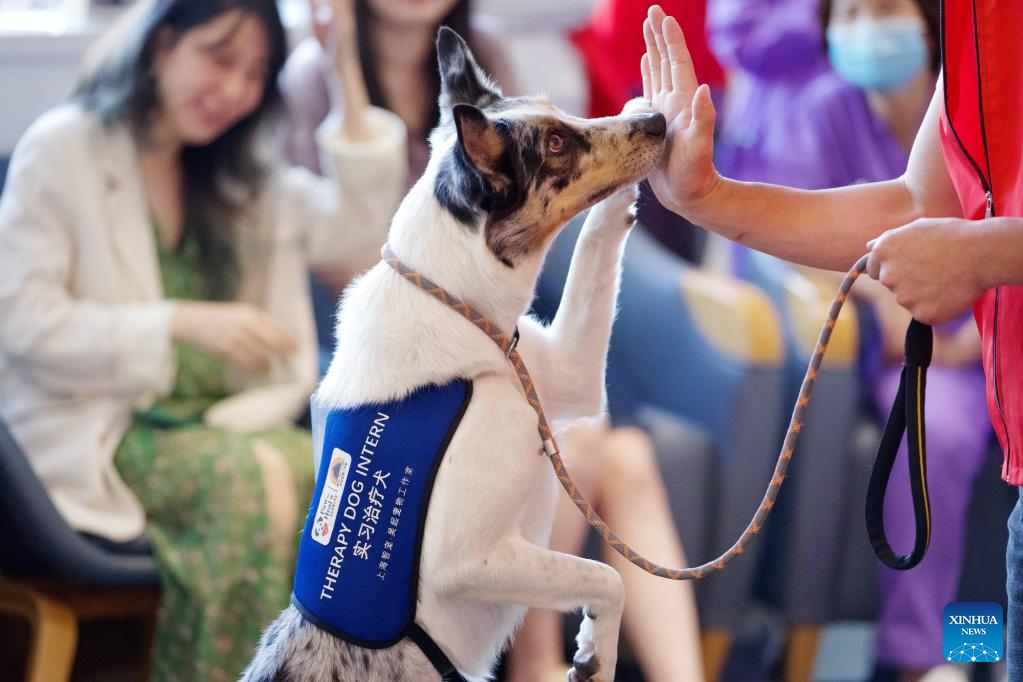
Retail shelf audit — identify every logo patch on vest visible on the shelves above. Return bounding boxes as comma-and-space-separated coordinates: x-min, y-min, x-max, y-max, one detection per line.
292, 380, 473, 647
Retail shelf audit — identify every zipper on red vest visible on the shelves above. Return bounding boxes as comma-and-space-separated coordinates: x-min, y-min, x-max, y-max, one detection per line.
939, 0, 1012, 464
988, 193, 1011, 467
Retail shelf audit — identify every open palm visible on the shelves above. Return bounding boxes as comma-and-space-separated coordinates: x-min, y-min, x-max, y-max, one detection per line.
641, 5, 720, 218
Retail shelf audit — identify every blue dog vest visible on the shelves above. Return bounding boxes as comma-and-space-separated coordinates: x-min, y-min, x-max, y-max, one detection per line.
292, 380, 473, 653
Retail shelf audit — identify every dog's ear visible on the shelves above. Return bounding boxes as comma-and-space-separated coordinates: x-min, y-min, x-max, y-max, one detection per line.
437, 27, 502, 117
452, 103, 510, 191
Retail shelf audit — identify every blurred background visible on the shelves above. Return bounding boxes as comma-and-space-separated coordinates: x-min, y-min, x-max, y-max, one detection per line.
0, 1, 1012, 681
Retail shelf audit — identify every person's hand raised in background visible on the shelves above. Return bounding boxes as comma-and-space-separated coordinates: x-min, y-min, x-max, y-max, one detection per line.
310, 0, 373, 140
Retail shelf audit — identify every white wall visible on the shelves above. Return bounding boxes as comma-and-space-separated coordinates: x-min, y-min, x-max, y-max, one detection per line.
0, 12, 105, 154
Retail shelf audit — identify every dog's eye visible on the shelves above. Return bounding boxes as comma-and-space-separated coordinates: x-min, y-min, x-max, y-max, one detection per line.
547, 133, 566, 154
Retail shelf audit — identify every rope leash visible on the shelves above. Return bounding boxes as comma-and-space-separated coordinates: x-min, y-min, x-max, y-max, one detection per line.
381, 246, 931, 578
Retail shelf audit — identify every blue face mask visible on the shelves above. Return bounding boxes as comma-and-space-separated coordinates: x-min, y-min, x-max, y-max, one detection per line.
827, 17, 928, 92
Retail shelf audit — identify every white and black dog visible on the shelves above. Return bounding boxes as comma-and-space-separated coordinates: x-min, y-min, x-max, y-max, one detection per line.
242, 28, 665, 682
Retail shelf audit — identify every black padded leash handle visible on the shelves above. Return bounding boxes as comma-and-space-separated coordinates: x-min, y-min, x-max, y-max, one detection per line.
865, 319, 933, 570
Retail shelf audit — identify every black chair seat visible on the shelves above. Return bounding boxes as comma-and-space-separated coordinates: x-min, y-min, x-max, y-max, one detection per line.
0, 419, 159, 588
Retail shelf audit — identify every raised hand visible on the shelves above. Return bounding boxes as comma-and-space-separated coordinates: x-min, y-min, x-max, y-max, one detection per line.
641, 5, 720, 219
309, 0, 372, 140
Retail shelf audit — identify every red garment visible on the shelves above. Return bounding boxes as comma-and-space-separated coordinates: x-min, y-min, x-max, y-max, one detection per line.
939, 0, 1023, 483
570, 0, 725, 118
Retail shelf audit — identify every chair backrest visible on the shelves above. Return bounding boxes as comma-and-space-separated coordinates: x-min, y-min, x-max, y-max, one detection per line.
0, 417, 159, 587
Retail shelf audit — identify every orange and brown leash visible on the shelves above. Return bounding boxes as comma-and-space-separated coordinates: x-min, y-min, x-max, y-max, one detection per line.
381, 245, 930, 579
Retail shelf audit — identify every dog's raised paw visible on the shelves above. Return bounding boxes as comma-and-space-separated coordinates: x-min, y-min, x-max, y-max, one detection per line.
567, 651, 601, 681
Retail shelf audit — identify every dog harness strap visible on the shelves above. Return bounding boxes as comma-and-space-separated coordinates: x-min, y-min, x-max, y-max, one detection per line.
408, 622, 457, 677
865, 319, 933, 570
381, 246, 923, 579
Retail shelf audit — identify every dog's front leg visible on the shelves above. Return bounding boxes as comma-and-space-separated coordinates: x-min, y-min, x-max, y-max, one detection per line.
439, 539, 624, 682
519, 186, 638, 423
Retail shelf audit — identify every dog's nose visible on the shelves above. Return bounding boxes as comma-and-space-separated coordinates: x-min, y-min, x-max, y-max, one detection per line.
636, 112, 666, 138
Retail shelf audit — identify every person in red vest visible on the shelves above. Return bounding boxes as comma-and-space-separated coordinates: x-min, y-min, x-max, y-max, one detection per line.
642, 1, 1023, 675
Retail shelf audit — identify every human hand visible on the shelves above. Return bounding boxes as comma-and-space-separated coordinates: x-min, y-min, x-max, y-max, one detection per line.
309, 0, 372, 140
641, 5, 721, 219
171, 301, 298, 373
866, 218, 987, 325
310, 0, 355, 53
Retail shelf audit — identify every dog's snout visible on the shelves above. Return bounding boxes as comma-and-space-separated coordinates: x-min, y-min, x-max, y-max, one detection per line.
635, 112, 666, 138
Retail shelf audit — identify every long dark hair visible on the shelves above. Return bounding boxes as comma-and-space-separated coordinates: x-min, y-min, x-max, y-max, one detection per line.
75, 0, 288, 299
355, 0, 472, 137
818, 0, 941, 74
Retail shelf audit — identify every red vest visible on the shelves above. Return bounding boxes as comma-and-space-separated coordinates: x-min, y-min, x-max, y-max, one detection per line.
939, 0, 1023, 483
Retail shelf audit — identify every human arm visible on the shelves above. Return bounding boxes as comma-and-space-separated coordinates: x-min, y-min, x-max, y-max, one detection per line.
170, 301, 298, 373
0, 116, 177, 396
642, 6, 962, 271
312, 0, 373, 141
274, 1, 407, 267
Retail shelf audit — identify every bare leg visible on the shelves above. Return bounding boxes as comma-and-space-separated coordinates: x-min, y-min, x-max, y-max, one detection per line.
504, 421, 607, 682
597, 427, 704, 682
506, 423, 704, 682
252, 439, 299, 560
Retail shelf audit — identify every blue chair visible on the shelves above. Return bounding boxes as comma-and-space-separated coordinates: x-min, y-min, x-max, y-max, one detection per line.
0, 417, 159, 681
535, 217, 787, 680
730, 250, 862, 681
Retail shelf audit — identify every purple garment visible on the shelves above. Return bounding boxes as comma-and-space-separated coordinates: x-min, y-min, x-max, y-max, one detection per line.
708, 0, 825, 80
709, 0, 832, 187
719, 70, 910, 189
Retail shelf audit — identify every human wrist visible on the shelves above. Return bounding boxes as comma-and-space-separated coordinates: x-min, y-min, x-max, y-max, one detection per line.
682, 171, 727, 226
170, 301, 196, 344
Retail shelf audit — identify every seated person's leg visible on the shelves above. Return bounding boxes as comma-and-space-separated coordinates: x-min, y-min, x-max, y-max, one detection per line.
505, 422, 704, 682
116, 424, 312, 681
597, 426, 703, 682
505, 420, 607, 682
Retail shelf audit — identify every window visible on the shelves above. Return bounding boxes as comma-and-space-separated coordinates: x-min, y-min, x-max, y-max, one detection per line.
0, 0, 89, 32
0, 0, 62, 8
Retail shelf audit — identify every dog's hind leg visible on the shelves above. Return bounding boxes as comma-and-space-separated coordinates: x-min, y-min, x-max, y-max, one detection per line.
438, 538, 624, 682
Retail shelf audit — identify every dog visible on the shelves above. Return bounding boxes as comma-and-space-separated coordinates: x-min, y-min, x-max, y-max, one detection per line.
242, 27, 666, 682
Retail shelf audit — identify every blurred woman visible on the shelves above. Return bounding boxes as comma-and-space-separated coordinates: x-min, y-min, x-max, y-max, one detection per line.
281, 0, 516, 188
0, 0, 406, 679
280, 0, 518, 306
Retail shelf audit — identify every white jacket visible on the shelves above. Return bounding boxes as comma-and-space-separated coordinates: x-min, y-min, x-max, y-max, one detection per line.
0, 102, 406, 541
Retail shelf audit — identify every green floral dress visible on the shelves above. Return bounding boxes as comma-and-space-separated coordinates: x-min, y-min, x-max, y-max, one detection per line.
114, 228, 314, 682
